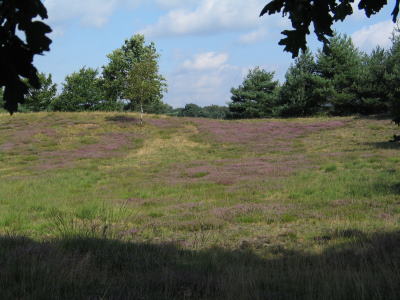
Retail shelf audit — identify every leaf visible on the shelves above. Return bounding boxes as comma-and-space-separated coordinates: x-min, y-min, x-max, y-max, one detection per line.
0, 0, 52, 113
278, 30, 308, 58
260, 0, 285, 16
23, 21, 52, 52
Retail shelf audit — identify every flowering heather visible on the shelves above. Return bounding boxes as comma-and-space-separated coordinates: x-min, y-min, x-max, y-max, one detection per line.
37, 132, 139, 170
157, 119, 346, 185
193, 119, 346, 152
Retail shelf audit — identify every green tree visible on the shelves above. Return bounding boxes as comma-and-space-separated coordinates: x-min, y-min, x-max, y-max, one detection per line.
178, 103, 205, 117
260, 0, 399, 58
125, 53, 167, 124
228, 67, 279, 119
51, 67, 110, 112
202, 105, 229, 119
386, 26, 400, 128
0, 0, 52, 113
277, 49, 333, 117
316, 33, 363, 115
143, 101, 173, 115
22, 73, 57, 111
102, 34, 161, 103
356, 47, 390, 114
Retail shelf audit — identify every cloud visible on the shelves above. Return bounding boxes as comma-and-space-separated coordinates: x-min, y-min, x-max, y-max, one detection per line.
182, 52, 229, 70
239, 28, 267, 44
352, 21, 395, 51
164, 51, 245, 107
140, 0, 267, 37
43, 0, 138, 27
154, 0, 198, 9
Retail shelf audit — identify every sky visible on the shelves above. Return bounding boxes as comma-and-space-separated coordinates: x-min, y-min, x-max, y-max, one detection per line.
35, 0, 398, 108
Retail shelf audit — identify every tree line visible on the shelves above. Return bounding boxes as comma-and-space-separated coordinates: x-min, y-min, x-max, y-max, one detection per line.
0, 34, 168, 116
1, 31, 400, 125
228, 30, 400, 124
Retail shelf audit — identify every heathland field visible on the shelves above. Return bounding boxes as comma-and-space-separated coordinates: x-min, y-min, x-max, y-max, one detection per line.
0, 112, 399, 299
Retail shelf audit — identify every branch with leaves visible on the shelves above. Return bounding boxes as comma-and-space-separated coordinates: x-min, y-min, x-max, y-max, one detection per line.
260, 0, 399, 57
0, 0, 52, 113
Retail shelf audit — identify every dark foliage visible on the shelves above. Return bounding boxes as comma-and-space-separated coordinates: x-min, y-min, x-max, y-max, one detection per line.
0, 87, 4, 110
316, 33, 363, 115
260, 0, 399, 58
276, 49, 333, 117
0, 0, 52, 113
386, 27, 400, 126
174, 104, 229, 119
177, 103, 205, 117
228, 67, 279, 119
357, 47, 390, 114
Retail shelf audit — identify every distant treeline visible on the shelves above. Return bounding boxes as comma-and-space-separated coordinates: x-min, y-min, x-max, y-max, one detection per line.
1, 31, 400, 125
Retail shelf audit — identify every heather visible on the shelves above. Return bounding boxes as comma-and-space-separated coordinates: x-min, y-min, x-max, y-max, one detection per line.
0, 112, 399, 299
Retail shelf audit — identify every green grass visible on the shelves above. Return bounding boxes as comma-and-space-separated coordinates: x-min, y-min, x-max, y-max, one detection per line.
0, 112, 399, 299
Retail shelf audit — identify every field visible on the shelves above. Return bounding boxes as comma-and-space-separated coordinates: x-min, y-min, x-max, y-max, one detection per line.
0, 112, 399, 299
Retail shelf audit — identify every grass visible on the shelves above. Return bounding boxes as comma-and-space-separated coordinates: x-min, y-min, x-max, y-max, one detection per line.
0, 112, 399, 299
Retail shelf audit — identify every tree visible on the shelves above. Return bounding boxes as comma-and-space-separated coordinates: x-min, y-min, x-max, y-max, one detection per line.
0, 0, 52, 113
0, 88, 4, 111
102, 34, 160, 103
228, 67, 279, 119
51, 67, 109, 112
178, 103, 205, 117
125, 53, 167, 124
260, 0, 399, 58
276, 49, 333, 117
22, 73, 57, 111
143, 101, 173, 115
316, 33, 363, 115
386, 25, 400, 128
356, 47, 390, 114
202, 105, 229, 119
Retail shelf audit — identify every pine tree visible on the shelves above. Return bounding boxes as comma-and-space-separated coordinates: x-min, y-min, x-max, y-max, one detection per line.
276, 49, 333, 117
316, 33, 363, 115
386, 25, 400, 127
228, 67, 279, 119
356, 47, 390, 114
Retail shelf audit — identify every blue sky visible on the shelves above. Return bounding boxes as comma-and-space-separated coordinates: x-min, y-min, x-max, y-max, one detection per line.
35, 0, 398, 108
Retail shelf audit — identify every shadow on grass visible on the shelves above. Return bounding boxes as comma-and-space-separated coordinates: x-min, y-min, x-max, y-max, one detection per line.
1, 231, 400, 299
353, 114, 392, 121
366, 141, 400, 150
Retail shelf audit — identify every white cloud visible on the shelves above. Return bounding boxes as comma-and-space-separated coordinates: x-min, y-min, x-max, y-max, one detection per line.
352, 21, 395, 51
164, 51, 246, 107
43, 0, 139, 27
140, 0, 267, 37
154, 0, 198, 9
182, 52, 229, 70
239, 28, 267, 44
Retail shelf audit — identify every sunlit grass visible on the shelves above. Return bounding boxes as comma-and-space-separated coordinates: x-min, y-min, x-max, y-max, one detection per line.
0, 112, 399, 298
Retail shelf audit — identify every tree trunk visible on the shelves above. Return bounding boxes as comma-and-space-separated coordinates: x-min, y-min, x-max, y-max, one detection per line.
140, 102, 143, 125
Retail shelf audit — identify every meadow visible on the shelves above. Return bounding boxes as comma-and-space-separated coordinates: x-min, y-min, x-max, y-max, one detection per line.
0, 112, 399, 299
